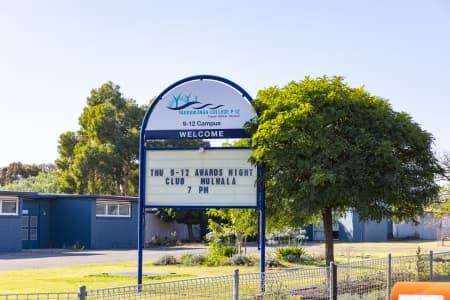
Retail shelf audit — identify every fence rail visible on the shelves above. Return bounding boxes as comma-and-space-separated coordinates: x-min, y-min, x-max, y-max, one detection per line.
1, 251, 449, 300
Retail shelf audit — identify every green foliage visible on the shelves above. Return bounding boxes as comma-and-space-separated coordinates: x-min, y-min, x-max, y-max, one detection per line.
415, 246, 427, 279
207, 238, 236, 257
56, 82, 146, 195
207, 208, 258, 255
221, 138, 250, 147
179, 254, 206, 266
1, 173, 59, 193
205, 252, 229, 266
249, 75, 444, 263
433, 184, 450, 218
153, 254, 177, 265
274, 246, 305, 260
205, 226, 236, 265
0, 162, 56, 186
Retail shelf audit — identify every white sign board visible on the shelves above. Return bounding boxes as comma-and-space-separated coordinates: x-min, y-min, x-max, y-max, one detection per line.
145, 148, 257, 207
399, 295, 444, 300
144, 79, 255, 139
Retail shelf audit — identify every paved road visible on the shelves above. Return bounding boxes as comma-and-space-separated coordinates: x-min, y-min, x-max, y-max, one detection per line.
0, 246, 207, 271
1, 242, 449, 271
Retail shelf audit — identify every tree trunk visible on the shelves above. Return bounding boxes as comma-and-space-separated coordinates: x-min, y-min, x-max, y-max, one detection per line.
187, 223, 194, 242
322, 207, 337, 300
322, 207, 334, 264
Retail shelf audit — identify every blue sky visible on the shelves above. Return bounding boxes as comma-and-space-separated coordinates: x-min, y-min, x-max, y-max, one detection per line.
1, 0, 449, 166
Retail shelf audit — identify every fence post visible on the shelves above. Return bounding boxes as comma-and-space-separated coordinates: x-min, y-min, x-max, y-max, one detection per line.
329, 261, 336, 300
387, 253, 392, 300
78, 285, 87, 300
429, 250, 433, 280
233, 269, 239, 300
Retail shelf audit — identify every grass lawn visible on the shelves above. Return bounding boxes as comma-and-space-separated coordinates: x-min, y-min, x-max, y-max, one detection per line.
332, 240, 449, 262
0, 261, 259, 293
1, 240, 448, 294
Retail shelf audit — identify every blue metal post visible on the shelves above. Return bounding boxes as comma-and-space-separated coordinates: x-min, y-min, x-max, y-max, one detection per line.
259, 165, 266, 292
137, 136, 146, 288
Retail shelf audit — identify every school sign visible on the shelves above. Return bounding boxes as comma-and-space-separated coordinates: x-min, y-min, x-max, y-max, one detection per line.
137, 75, 265, 284
141, 75, 258, 208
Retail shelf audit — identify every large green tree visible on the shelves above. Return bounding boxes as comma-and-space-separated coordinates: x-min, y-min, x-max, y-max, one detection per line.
56, 82, 146, 195
249, 76, 443, 268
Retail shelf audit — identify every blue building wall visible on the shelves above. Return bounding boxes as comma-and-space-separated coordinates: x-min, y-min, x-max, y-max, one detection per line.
338, 210, 388, 242
363, 219, 388, 242
0, 198, 22, 252
1, 192, 138, 251
90, 200, 138, 249
338, 211, 364, 242
304, 224, 314, 241
50, 197, 92, 249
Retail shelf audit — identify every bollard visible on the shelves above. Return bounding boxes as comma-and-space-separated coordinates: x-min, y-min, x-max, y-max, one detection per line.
78, 285, 87, 300
429, 250, 433, 280
329, 262, 336, 300
233, 269, 239, 300
387, 253, 392, 300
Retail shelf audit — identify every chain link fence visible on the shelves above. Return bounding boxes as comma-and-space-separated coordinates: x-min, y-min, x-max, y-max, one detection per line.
1, 251, 449, 300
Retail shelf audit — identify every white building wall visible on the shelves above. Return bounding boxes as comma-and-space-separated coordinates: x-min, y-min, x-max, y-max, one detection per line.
393, 214, 441, 240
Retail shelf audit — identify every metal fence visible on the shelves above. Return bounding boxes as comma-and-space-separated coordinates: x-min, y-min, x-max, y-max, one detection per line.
1, 251, 449, 300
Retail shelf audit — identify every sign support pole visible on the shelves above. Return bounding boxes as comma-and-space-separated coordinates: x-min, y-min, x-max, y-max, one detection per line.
259, 165, 266, 290
137, 135, 146, 288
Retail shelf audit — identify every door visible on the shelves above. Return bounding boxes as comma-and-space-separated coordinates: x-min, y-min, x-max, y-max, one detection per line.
22, 200, 39, 249
21, 199, 51, 249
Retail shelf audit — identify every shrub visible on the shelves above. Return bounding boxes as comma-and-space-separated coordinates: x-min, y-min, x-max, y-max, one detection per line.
221, 245, 236, 257
179, 253, 193, 265
206, 253, 229, 266
299, 253, 326, 266
189, 254, 207, 265
266, 257, 283, 268
275, 246, 305, 260
284, 254, 300, 263
179, 253, 206, 265
153, 254, 177, 265
225, 255, 250, 266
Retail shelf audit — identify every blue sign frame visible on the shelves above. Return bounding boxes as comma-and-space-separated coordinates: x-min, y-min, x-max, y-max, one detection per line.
137, 75, 266, 286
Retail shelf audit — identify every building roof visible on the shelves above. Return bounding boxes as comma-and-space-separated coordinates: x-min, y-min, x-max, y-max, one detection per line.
0, 190, 138, 201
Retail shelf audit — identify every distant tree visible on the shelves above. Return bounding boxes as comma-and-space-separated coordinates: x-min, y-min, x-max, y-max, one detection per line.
2, 173, 59, 193
0, 162, 55, 186
56, 82, 146, 195
249, 76, 444, 271
440, 152, 450, 181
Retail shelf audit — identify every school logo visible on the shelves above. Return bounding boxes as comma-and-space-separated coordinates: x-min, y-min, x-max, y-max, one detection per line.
166, 94, 224, 110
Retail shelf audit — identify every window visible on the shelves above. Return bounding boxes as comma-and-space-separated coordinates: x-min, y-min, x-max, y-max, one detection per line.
96, 200, 131, 218
0, 197, 18, 216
